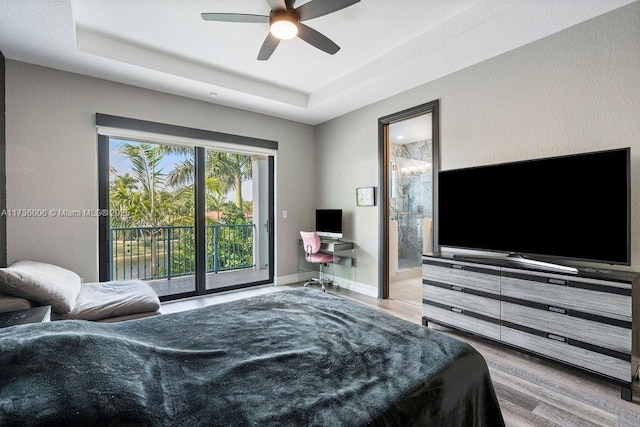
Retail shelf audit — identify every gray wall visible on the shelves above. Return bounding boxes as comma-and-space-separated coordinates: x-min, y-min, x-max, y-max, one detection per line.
5, 61, 315, 282
315, 2, 640, 293
4, 2, 639, 293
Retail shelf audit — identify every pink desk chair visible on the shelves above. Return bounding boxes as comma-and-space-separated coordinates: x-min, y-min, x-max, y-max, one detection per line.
300, 231, 340, 292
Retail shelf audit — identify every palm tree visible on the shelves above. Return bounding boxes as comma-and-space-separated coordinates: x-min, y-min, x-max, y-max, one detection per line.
109, 142, 255, 278
109, 173, 138, 228
111, 173, 138, 191
167, 150, 252, 213
120, 143, 167, 224
213, 153, 252, 212
166, 155, 228, 223
118, 142, 168, 276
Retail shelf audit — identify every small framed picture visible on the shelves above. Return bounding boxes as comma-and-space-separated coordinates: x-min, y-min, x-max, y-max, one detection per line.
356, 187, 376, 206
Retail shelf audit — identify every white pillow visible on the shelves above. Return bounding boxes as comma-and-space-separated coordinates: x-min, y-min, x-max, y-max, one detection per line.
0, 260, 82, 314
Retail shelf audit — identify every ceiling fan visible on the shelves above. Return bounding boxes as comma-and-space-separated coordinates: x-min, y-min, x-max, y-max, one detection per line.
201, 0, 360, 60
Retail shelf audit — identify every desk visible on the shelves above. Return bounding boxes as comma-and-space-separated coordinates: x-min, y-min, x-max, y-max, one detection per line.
320, 240, 355, 269
320, 240, 354, 253
299, 239, 356, 289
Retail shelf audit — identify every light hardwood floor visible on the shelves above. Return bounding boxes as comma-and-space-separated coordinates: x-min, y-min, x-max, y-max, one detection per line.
389, 275, 422, 307
161, 283, 640, 427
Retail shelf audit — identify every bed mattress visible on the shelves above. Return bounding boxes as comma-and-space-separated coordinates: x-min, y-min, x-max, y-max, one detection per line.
0, 288, 504, 426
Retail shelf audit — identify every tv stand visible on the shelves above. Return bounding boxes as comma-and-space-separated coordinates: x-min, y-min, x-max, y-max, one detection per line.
422, 253, 638, 401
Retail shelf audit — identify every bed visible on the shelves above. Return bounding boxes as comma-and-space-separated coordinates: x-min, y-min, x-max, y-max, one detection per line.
0, 288, 504, 426
0, 260, 161, 322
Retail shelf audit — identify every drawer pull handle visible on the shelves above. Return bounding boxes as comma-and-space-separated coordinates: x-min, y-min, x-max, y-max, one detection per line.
451, 285, 464, 292
548, 306, 567, 315
548, 278, 567, 286
547, 333, 567, 343
451, 264, 464, 270
451, 307, 464, 314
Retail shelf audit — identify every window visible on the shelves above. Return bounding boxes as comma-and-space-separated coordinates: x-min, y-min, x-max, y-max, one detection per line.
97, 114, 276, 301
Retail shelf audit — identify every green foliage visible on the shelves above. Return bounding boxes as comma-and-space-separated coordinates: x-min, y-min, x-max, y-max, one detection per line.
220, 202, 250, 225
109, 141, 255, 279
168, 229, 196, 276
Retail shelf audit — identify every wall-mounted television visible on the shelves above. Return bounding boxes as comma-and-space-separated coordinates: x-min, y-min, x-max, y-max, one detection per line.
438, 148, 630, 269
315, 209, 343, 240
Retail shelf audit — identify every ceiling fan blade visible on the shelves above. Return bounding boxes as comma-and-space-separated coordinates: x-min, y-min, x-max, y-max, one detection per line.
201, 13, 269, 23
297, 0, 360, 21
258, 33, 281, 60
297, 23, 340, 55
266, 0, 287, 11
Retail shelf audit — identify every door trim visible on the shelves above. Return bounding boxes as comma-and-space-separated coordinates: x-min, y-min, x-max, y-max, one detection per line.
377, 100, 440, 299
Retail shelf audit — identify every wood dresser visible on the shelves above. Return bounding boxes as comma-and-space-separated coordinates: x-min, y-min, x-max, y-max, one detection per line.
422, 253, 639, 401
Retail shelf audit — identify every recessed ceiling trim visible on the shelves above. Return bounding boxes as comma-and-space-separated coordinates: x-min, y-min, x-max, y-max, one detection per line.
75, 27, 308, 108
0, 0, 634, 125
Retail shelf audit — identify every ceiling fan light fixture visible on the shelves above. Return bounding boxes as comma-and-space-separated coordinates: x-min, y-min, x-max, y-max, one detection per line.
270, 13, 298, 40
202, 0, 361, 60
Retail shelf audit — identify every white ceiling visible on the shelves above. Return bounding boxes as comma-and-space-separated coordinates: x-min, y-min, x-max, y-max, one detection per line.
0, 0, 635, 125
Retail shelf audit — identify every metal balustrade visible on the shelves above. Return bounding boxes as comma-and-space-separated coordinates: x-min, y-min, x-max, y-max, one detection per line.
110, 224, 255, 281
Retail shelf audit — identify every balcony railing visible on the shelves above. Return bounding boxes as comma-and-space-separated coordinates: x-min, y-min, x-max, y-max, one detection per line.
110, 224, 255, 281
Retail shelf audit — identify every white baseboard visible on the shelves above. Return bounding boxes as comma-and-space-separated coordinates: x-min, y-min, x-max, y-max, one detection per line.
274, 274, 378, 298
274, 273, 300, 286
350, 281, 378, 298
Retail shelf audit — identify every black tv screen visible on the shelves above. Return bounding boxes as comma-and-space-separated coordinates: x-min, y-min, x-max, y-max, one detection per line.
438, 148, 630, 265
315, 209, 343, 239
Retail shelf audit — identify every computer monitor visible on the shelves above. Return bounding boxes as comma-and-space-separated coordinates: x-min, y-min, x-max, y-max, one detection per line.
315, 209, 343, 240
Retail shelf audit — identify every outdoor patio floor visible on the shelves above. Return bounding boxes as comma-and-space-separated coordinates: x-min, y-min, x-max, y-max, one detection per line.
147, 268, 270, 297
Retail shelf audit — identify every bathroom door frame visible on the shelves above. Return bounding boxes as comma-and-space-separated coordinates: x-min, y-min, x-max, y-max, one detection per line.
377, 100, 440, 299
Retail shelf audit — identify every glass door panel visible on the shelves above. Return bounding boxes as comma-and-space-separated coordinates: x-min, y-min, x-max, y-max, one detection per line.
103, 136, 273, 300
387, 113, 433, 307
109, 138, 196, 297
203, 149, 270, 291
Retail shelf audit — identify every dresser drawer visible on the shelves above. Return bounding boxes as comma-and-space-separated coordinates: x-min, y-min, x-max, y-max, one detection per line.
423, 282, 500, 318
501, 268, 632, 320
423, 302, 500, 340
501, 326, 630, 382
501, 301, 631, 354
422, 259, 500, 295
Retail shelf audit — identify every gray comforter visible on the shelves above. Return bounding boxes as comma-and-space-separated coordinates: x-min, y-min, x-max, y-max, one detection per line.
0, 288, 504, 426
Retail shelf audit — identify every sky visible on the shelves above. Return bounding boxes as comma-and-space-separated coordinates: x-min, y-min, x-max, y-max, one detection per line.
109, 138, 252, 202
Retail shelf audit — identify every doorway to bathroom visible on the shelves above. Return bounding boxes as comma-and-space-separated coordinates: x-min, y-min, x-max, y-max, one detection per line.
378, 101, 439, 306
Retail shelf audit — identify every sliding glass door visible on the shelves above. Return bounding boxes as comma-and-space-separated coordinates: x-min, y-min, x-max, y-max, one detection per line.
108, 139, 197, 297
202, 148, 271, 291
97, 115, 276, 301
